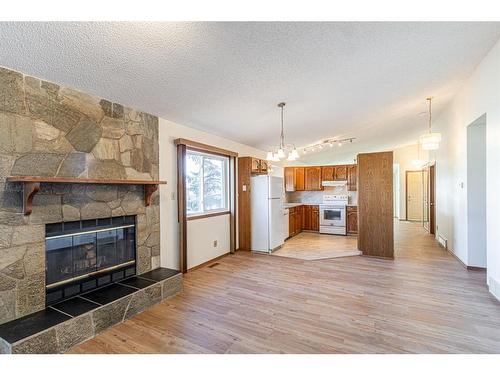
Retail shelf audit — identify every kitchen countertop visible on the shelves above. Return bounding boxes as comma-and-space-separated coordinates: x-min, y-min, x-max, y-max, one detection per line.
283, 202, 321, 208
284, 202, 357, 208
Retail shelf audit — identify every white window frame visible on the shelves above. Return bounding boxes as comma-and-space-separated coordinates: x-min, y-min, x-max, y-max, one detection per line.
186, 149, 230, 218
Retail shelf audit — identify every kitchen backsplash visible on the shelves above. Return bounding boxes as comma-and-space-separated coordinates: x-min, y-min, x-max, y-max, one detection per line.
285, 186, 357, 205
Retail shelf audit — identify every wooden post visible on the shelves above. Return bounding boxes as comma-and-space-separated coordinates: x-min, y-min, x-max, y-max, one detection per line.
177, 144, 188, 273
357, 151, 394, 259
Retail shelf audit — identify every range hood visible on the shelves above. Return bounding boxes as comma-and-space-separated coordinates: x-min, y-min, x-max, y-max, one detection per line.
322, 180, 347, 187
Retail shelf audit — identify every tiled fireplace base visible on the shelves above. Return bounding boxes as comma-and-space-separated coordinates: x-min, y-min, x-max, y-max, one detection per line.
0, 268, 182, 354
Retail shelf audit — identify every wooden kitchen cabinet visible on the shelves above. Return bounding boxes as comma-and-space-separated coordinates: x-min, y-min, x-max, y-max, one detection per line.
321, 166, 335, 181
334, 165, 347, 180
311, 205, 319, 231
284, 167, 295, 192
288, 206, 303, 237
250, 157, 268, 174
347, 165, 357, 191
305, 167, 322, 191
259, 159, 268, 173
347, 206, 358, 234
284, 164, 356, 191
250, 158, 261, 173
302, 205, 311, 230
296, 206, 303, 234
294, 167, 305, 191
301, 205, 319, 231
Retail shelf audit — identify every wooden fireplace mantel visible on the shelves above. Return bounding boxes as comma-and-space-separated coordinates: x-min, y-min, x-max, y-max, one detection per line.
6, 176, 167, 215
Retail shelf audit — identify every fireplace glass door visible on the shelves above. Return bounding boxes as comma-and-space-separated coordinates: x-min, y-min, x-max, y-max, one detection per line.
45, 216, 136, 300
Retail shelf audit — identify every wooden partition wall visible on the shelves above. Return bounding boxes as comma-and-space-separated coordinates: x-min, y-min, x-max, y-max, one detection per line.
357, 151, 394, 259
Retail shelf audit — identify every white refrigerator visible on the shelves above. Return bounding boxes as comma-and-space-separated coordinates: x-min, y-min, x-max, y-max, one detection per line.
251, 175, 285, 253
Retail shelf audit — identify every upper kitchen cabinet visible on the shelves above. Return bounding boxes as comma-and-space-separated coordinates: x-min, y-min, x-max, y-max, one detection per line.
284, 167, 295, 192
347, 165, 357, 191
294, 167, 305, 191
260, 160, 268, 173
334, 165, 347, 180
285, 164, 357, 191
250, 157, 268, 174
321, 166, 335, 181
305, 167, 322, 191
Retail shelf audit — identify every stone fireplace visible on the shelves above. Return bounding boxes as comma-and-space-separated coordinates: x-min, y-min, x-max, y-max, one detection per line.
0, 66, 166, 326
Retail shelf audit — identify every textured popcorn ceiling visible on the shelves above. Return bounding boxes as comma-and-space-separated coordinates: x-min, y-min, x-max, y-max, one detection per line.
1, 22, 499, 162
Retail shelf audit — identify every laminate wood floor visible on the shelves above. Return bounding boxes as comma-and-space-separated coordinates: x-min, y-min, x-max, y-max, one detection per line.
272, 232, 361, 260
70, 221, 500, 354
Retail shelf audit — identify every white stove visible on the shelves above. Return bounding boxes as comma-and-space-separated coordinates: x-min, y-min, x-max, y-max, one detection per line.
319, 195, 348, 235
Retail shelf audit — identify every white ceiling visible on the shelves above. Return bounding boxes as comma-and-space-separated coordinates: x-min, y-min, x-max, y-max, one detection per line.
1, 22, 499, 163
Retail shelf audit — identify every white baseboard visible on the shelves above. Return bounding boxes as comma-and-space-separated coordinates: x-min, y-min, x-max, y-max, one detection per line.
489, 276, 500, 301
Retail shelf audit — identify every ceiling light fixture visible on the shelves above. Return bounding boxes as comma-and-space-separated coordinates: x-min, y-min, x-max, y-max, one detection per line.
266, 102, 300, 162
420, 97, 441, 150
412, 138, 427, 169
299, 138, 356, 155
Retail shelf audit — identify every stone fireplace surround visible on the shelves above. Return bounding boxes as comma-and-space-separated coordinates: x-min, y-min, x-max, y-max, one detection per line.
0, 66, 182, 352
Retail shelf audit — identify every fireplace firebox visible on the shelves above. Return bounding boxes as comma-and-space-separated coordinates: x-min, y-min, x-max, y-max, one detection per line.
45, 215, 137, 305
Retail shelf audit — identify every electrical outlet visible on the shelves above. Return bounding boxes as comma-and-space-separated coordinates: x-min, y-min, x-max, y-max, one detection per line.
213, 240, 218, 247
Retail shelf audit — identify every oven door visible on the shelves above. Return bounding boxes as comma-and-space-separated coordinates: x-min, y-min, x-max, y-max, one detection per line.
320, 205, 346, 227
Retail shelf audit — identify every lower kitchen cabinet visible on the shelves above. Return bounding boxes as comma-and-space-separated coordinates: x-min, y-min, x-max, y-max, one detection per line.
288, 205, 320, 238
288, 206, 302, 237
302, 205, 311, 229
311, 206, 319, 231
347, 206, 358, 234
302, 205, 319, 231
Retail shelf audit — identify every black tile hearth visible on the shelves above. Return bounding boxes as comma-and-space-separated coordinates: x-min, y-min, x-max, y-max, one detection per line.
51, 297, 101, 317
0, 308, 70, 344
139, 268, 180, 282
119, 276, 156, 290
0, 269, 182, 353
81, 283, 136, 305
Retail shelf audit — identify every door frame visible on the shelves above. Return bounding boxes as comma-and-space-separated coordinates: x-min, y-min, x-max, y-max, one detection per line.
429, 164, 436, 235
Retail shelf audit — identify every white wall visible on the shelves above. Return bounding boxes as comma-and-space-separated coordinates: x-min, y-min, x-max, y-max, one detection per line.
432, 37, 500, 299
158, 118, 267, 270
187, 214, 230, 269
466, 115, 487, 268
393, 143, 429, 220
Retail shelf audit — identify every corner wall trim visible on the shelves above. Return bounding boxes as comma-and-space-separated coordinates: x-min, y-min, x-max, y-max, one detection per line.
446, 248, 486, 271
489, 277, 500, 302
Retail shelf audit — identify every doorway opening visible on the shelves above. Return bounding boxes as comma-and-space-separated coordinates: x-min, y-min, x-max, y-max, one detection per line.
466, 114, 487, 269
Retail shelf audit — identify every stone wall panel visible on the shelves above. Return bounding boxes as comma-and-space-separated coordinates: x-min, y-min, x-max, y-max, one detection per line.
0, 67, 160, 324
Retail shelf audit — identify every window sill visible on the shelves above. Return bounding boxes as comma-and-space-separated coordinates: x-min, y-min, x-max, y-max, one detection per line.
187, 211, 230, 221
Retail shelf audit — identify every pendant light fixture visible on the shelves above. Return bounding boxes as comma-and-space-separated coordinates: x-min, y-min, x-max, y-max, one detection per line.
412, 138, 426, 169
420, 97, 441, 150
266, 102, 299, 162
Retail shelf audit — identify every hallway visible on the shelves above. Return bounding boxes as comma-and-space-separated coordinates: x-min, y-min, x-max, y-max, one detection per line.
71, 221, 500, 353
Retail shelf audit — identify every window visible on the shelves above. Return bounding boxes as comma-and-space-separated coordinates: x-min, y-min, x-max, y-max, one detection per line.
186, 150, 229, 216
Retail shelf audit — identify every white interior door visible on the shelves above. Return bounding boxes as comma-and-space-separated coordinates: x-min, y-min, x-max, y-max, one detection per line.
407, 171, 423, 221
